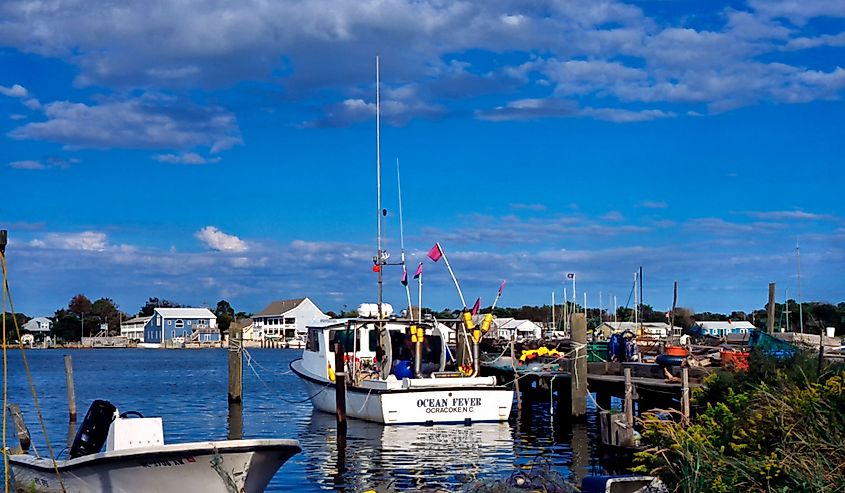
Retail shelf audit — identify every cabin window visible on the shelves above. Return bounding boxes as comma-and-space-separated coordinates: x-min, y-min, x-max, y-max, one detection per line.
368, 330, 379, 353
329, 328, 360, 352
175, 319, 184, 329
306, 328, 321, 352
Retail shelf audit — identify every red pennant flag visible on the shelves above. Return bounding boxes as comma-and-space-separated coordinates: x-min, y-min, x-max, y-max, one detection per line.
427, 243, 443, 262
471, 297, 481, 316
413, 262, 423, 279
372, 265, 381, 272
401, 268, 408, 286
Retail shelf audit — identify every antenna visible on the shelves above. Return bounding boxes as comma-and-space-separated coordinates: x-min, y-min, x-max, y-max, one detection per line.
375, 55, 384, 319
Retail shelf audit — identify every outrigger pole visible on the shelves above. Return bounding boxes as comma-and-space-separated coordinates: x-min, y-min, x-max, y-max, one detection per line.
397, 158, 413, 317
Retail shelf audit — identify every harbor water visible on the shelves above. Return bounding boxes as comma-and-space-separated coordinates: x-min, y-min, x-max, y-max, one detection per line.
3, 348, 623, 491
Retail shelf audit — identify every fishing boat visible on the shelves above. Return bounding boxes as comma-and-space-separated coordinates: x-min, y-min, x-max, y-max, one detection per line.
290, 57, 513, 425
7, 400, 301, 493
291, 316, 513, 424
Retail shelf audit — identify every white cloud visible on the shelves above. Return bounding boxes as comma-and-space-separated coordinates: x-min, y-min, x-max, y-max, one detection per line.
9, 160, 46, 170
196, 226, 248, 252
741, 210, 836, 221
28, 231, 109, 251
638, 201, 668, 209
0, 84, 28, 97
8, 94, 242, 152
154, 152, 220, 165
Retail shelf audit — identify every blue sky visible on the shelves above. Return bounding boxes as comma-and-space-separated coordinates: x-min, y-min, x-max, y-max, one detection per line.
1, 0, 843, 318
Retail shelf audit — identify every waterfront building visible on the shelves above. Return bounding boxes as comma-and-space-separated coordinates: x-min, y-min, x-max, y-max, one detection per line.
691, 320, 755, 338
22, 316, 53, 335
142, 308, 219, 344
120, 316, 151, 342
252, 298, 327, 344
485, 317, 543, 340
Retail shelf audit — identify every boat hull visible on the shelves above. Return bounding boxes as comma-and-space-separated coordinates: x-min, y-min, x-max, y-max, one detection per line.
291, 359, 513, 424
9, 439, 301, 493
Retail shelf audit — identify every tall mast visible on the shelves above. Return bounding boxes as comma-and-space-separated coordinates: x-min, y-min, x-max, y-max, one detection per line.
796, 239, 803, 334
376, 55, 383, 319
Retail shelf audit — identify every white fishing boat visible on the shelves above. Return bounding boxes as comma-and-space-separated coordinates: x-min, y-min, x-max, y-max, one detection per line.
290, 57, 513, 425
8, 400, 301, 493
290, 317, 513, 424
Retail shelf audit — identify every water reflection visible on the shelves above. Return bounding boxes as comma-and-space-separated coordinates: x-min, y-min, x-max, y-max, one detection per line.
302, 411, 515, 491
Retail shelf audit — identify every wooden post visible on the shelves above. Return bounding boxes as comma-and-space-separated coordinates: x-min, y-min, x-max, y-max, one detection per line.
7, 403, 31, 453
510, 340, 521, 411
681, 367, 690, 424
227, 401, 243, 441
334, 343, 347, 431
571, 313, 588, 418
228, 323, 243, 403
624, 368, 634, 428
767, 282, 776, 334
64, 355, 77, 422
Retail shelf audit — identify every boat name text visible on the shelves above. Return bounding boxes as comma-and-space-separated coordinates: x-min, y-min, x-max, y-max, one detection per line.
416, 397, 481, 414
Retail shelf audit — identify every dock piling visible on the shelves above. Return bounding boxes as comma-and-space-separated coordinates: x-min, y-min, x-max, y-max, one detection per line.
767, 282, 776, 334
228, 323, 243, 403
334, 343, 347, 431
510, 340, 521, 411
571, 313, 587, 418
624, 368, 634, 428
681, 367, 690, 423
64, 355, 76, 422
8, 403, 31, 454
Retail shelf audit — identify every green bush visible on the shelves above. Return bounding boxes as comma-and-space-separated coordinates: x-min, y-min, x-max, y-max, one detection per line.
635, 351, 845, 492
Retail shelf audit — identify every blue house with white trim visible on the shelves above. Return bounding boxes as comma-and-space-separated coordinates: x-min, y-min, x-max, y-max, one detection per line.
143, 308, 219, 345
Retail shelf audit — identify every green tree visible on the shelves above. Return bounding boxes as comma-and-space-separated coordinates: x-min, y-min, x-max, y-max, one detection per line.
214, 299, 235, 334
90, 298, 127, 335
2, 312, 28, 343
68, 293, 92, 338
138, 297, 183, 317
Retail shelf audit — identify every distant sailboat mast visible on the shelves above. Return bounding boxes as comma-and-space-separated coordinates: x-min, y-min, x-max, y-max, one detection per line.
796, 238, 803, 334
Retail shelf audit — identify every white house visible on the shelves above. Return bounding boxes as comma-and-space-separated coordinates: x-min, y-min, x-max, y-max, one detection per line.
120, 316, 151, 341
142, 308, 218, 345
22, 317, 52, 335
691, 320, 756, 338
485, 317, 543, 340
252, 298, 327, 343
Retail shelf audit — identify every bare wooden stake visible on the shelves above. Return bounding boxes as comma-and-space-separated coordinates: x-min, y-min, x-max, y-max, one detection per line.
767, 282, 776, 334
64, 355, 77, 422
8, 403, 31, 453
334, 343, 347, 431
228, 324, 243, 404
510, 340, 521, 411
681, 367, 690, 423
624, 368, 634, 428
571, 313, 588, 418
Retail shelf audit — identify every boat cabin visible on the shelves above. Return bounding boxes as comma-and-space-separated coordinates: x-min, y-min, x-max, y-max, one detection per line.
302, 319, 449, 383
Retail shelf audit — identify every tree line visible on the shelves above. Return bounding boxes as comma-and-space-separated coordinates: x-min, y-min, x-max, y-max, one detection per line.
3, 294, 250, 343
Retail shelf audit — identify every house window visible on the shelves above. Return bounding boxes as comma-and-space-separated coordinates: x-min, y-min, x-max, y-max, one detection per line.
187, 320, 192, 326
285, 317, 295, 324
167, 320, 172, 326
171, 330, 176, 338
175, 320, 184, 328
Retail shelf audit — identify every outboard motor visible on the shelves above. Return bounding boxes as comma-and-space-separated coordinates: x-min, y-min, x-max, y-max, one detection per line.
69, 400, 117, 458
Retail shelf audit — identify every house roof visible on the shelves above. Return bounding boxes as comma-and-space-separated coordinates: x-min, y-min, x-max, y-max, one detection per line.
694, 321, 756, 330
154, 308, 215, 319
255, 298, 306, 317
23, 317, 52, 332
122, 316, 152, 325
